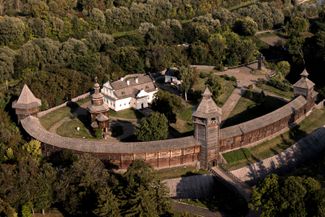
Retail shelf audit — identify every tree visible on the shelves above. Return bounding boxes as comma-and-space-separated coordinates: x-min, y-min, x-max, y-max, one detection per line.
120, 160, 171, 216
179, 66, 194, 101
135, 112, 168, 141
0, 46, 17, 81
93, 187, 120, 217
22, 140, 42, 162
152, 91, 184, 123
208, 33, 226, 69
205, 74, 222, 103
233, 17, 258, 36
250, 174, 324, 217
54, 154, 116, 216
0, 16, 26, 46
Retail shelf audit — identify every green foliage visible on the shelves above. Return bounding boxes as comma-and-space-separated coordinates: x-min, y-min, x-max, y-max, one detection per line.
121, 160, 171, 216
233, 17, 258, 36
250, 175, 325, 217
135, 112, 168, 141
0, 198, 17, 217
21, 202, 32, 217
22, 140, 42, 162
205, 74, 222, 103
93, 187, 120, 217
0, 16, 26, 46
179, 66, 195, 101
152, 90, 185, 123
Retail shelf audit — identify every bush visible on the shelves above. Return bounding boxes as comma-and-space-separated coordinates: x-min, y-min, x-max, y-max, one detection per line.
267, 78, 291, 91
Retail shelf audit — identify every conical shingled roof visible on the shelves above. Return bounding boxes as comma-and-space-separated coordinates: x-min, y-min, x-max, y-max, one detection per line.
12, 84, 41, 109
193, 87, 222, 119
293, 69, 315, 90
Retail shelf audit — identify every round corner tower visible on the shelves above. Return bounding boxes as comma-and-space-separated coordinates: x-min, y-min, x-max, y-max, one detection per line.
193, 87, 222, 169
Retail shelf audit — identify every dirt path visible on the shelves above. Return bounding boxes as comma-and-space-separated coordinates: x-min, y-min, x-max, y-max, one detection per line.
171, 200, 222, 217
48, 117, 70, 133
221, 88, 242, 121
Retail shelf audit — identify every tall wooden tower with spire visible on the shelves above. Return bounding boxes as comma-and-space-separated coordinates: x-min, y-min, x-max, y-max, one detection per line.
193, 87, 222, 169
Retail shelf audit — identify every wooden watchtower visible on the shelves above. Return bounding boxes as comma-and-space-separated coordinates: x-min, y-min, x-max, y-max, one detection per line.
193, 87, 222, 169
12, 84, 42, 122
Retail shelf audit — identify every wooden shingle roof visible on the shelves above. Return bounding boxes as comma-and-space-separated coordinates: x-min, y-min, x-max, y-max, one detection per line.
293, 69, 315, 90
12, 84, 41, 109
193, 87, 222, 119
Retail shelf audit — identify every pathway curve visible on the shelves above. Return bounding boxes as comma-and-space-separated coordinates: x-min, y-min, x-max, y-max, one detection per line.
171, 200, 222, 217
48, 117, 70, 133
231, 125, 325, 183
221, 88, 242, 121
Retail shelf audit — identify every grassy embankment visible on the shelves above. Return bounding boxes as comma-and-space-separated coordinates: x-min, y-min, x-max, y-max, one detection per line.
223, 108, 325, 170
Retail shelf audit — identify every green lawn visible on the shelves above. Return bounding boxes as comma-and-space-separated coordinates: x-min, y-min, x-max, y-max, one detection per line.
40, 106, 71, 130
40, 98, 90, 130
56, 118, 94, 139
222, 94, 286, 127
222, 108, 325, 170
171, 105, 194, 134
156, 166, 208, 180
109, 108, 143, 120
257, 83, 294, 100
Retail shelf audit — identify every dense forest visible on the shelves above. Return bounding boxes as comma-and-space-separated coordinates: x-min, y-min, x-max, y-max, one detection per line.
1, 0, 325, 216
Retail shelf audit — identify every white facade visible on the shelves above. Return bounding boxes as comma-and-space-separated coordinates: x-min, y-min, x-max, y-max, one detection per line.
102, 78, 157, 112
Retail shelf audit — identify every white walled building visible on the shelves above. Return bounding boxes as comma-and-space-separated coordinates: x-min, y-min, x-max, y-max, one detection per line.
102, 74, 158, 111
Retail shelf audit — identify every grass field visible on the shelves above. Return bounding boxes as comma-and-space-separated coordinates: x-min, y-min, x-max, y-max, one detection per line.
109, 108, 143, 120
56, 118, 94, 139
257, 83, 294, 100
222, 94, 286, 127
40, 97, 90, 130
40, 106, 71, 130
170, 105, 194, 134
223, 108, 325, 170
156, 166, 208, 180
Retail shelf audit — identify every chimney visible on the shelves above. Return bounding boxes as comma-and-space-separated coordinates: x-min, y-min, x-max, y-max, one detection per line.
127, 80, 130, 85
135, 78, 139, 84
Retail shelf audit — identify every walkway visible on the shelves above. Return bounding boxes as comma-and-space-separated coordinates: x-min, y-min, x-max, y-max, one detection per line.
218, 63, 271, 88
221, 88, 242, 121
171, 200, 221, 217
209, 167, 251, 202
231, 126, 325, 183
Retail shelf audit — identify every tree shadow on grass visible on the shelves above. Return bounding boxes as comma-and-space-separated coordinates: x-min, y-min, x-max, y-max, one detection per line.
67, 101, 92, 132
222, 94, 286, 127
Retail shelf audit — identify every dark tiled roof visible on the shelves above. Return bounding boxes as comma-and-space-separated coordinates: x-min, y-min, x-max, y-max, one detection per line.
12, 84, 42, 109
21, 116, 198, 154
